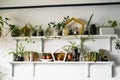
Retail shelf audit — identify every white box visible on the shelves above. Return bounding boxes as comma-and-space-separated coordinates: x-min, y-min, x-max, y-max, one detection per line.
99, 28, 114, 35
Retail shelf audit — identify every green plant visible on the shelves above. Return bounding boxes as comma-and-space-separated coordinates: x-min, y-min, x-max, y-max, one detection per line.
28, 23, 38, 36
0, 16, 20, 37
49, 16, 70, 31
8, 43, 29, 57
45, 24, 53, 36
63, 41, 78, 53
102, 19, 118, 27
0, 70, 6, 80
86, 14, 93, 31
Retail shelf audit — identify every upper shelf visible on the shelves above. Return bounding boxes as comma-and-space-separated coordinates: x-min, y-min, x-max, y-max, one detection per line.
13, 34, 118, 40
0, 2, 120, 10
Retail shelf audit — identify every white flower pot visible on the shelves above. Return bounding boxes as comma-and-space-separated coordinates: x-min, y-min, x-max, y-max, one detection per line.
99, 28, 114, 35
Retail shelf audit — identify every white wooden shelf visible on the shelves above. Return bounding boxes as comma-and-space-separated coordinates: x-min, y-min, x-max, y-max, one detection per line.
10, 61, 114, 77
13, 34, 118, 40
10, 61, 114, 64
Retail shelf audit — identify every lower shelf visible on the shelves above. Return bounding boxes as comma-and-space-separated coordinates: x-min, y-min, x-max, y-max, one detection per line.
10, 61, 114, 77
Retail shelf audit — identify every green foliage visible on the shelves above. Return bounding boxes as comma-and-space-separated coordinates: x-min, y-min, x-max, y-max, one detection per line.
48, 16, 70, 31
101, 19, 118, 28
45, 26, 53, 36
108, 19, 117, 27
8, 43, 29, 57
0, 71, 6, 80
63, 41, 78, 53
86, 14, 93, 30
0, 16, 20, 37
28, 23, 38, 32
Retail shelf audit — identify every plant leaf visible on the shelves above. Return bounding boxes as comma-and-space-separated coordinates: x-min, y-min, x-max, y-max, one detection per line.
5, 17, 10, 20
0, 21, 4, 26
0, 16, 2, 20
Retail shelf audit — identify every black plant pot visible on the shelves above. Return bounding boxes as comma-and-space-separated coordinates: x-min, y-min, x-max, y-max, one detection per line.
58, 30, 62, 36
115, 44, 120, 49
39, 31, 44, 36
14, 56, 24, 61
32, 32, 37, 36
73, 48, 79, 61
84, 30, 89, 35
90, 24, 97, 35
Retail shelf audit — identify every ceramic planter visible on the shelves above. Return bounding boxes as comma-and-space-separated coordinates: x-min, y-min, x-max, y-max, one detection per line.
99, 27, 114, 35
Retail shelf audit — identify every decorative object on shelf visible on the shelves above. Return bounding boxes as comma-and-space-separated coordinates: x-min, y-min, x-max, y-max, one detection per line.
52, 49, 67, 62
99, 19, 118, 35
28, 23, 38, 36
8, 43, 29, 61
63, 17, 84, 36
21, 24, 30, 36
115, 39, 120, 49
66, 53, 73, 61
40, 53, 53, 62
84, 14, 93, 35
30, 52, 39, 61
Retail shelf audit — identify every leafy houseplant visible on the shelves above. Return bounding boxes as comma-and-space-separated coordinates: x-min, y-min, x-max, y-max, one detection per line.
48, 16, 70, 36
63, 41, 78, 53
45, 24, 53, 37
99, 19, 118, 35
84, 14, 93, 35
0, 16, 20, 37
63, 41, 79, 61
37, 25, 44, 36
21, 24, 30, 36
8, 43, 29, 61
28, 23, 38, 36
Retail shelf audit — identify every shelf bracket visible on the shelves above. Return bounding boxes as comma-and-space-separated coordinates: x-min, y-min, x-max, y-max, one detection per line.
87, 63, 90, 78
41, 38, 44, 52
33, 63, 35, 77
11, 63, 14, 76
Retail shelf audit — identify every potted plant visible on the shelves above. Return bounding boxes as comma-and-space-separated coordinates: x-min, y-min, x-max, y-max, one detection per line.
8, 43, 29, 61
45, 24, 53, 37
21, 24, 30, 36
28, 23, 38, 36
37, 25, 44, 36
63, 41, 79, 61
115, 39, 120, 49
0, 16, 20, 37
84, 14, 93, 35
99, 19, 118, 35
48, 16, 70, 36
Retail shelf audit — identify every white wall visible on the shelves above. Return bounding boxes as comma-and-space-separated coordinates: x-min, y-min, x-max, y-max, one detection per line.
0, 0, 120, 80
